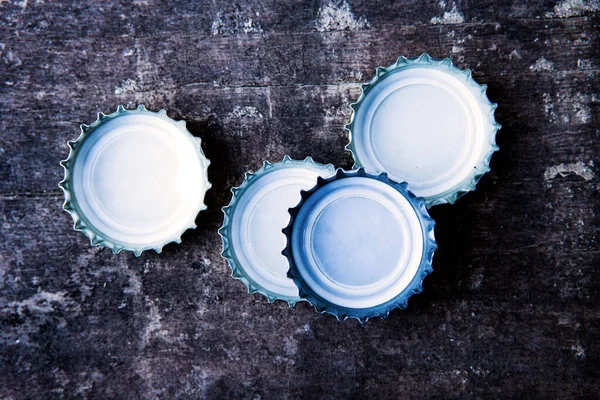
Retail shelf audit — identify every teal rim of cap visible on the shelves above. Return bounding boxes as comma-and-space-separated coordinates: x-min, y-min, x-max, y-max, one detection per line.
219, 156, 336, 305
59, 105, 211, 256
282, 168, 437, 323
345, 53, 501, 208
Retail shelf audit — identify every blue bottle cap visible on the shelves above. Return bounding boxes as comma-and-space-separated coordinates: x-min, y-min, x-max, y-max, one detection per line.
346, 53, 500, 207
59, 105, 211, 256
220, 156, 335, 304
283, 168, 437, 322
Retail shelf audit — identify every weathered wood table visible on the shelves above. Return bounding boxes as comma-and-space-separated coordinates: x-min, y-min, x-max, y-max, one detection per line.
1, 0, 598, 398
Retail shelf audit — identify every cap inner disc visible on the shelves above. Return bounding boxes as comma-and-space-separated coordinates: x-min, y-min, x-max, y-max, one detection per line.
352, 66, 487, 199
71, 113, 206, 246
292, 176, 425, 309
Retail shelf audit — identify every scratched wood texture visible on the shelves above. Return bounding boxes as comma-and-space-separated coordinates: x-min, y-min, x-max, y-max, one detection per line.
1, 0, 599, 398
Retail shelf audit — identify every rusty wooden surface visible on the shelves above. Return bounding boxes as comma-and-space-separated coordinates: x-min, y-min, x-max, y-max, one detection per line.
1, 0, 599, 398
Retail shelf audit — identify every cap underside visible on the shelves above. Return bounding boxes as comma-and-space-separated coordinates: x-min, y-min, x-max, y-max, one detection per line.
348, 54, 500, 207
61, 106, 211, 255
221, 158, 335, 303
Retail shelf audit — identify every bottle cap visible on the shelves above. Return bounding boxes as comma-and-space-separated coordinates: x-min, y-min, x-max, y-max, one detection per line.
283, 169, 436, 322
59, 105, 211, 256
220, 156, 335, 304
346, 53, 500, 207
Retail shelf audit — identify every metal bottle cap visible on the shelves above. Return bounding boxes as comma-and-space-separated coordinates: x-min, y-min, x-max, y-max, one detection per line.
283, 169, 437, 322
346, 53, 501, 207
220, 156, 335, 304
59, 105, 211, 256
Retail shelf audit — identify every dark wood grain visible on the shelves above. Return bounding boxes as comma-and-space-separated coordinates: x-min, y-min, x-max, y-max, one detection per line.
1, 0, 599, 398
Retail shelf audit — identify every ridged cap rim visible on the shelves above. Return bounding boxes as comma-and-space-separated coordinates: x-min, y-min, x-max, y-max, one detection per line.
282, 168, 437, 323
219, 156, 335, 305
58, 104, 212, 256
345, 52, 501, 208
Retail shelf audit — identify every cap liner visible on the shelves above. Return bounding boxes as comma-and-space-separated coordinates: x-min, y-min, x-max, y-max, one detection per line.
346, 53, 501, 207
283, 168, 437, 323
59, 105, 211, 256
219, 156, 335, 305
